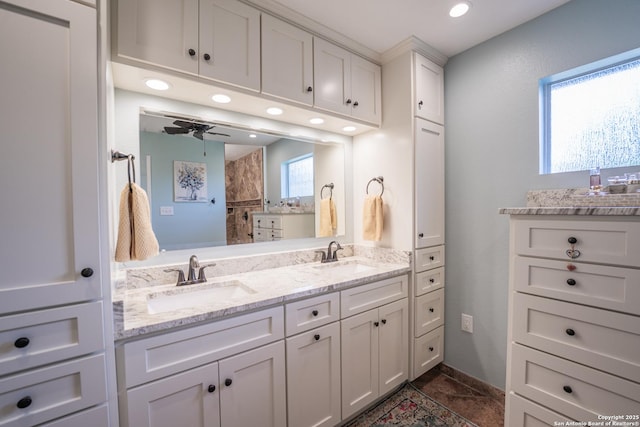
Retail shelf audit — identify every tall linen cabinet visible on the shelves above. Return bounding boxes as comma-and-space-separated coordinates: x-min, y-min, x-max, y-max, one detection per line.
0, 0, 111, 425
376, 43, 446, 379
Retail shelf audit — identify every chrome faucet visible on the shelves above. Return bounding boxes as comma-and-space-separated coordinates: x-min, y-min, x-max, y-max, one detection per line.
319, 241, 342, 263
165, 255, 216, 286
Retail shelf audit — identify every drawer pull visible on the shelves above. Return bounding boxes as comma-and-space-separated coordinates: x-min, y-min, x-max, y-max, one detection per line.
563, 385, 573, 394
565, 328, 576, 336
429, 308, 434, 313
14, 337, 30, 348
429, 346, 434, 352
17, 396, 32, 409
429, 256, 435, 261
429, 278, 435, 283
567, 237, 578, 244
566, 278, 576, 286
208, 385, 216, 393
418, 233, 424, 238
314, 334, 320, 341
312, 310, 319, 317
224, 379, 232, 387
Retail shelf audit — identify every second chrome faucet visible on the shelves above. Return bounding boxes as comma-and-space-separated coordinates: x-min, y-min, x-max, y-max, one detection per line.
316, 241, 343, 263
165, 255, 216, 286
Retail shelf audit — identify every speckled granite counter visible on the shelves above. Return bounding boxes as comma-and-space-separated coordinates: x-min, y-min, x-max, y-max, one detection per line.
499, 206, 640, 215
113, 245, 411, 340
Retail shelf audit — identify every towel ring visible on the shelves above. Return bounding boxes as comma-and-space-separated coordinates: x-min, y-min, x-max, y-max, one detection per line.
321, 183, 334, 199
366, 176, 384, 196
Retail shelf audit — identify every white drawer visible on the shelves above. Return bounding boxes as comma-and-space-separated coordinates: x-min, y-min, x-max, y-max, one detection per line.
254, 229, 281, 241
414, 267, 444, 297
513, 293, 640, 382
0, 301, 104, 374
120, 306, 284, 387
414, 288, 444, 337
510, 344, 640, 422
508, 393, 570, 427
413, 326, 444, 378
254, 215, 282, 230
512, 217, 640, 267
0, 354, 106, 427
285, 292, 340, 336
38, 404, 109, 427
340, 275, 408, 318
514, 256, 640, 316
414, 246, 445, 272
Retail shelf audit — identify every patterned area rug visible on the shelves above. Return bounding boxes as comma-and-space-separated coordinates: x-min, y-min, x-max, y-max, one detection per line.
344, 383, 477, 427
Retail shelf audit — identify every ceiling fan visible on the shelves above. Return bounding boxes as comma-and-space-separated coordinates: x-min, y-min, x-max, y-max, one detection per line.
163, 120, 231, 140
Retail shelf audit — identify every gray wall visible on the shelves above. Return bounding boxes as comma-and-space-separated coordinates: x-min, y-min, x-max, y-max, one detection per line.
443, 0, 640, 389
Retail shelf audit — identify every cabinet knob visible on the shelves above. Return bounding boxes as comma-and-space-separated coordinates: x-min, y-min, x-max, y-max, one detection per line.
567, 237, 578, 244
203, 53, 211, 61
224, 379, 232, 387
208, 385, 216, 393
566, 278, 576, 286
307, 86, 313, 92
81, 268, 94, 278
418, 100, 424, 109
17, 396, 32, 409
565, 328, 576, 336
314, 334, 320, 341
563, 385, 573, 394
429, 307, 434, 313
374, 321, 379, 327
353, 101, 359, 107
312, 310, 318, 317
429, 346, 434, 352
429, 278, 435, 283
429, 256, 435, 261
418, 233, 424, 238
345, 99, 352, 105
14, 337, 30, 348
381, 319, 387, 325
188, 48, 196, 57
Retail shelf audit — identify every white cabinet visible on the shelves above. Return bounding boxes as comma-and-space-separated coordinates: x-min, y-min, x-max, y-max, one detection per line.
252, 213, 314, 242
261, 14, 314, 106
0, 1, 109, 425
286, 322, 341, 427
313, 37, 381, 124
341, 298, 408, 419
116, 0, 260, 91
415, 118, 445, 249
504, 215, 640, 424
414, 53, 444, 125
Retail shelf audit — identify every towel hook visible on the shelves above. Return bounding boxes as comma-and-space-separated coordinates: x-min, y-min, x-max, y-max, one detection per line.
321, 183, 334, 199
366, 176, 384, 196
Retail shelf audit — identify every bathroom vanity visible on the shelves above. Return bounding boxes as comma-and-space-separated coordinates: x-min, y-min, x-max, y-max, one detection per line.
113, 247, 410, 427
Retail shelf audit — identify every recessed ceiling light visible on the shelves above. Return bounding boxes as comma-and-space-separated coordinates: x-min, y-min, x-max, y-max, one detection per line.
309, 118, 325, 125
212, 94, 231, 104
266, 107, 283, 115
145, 79, 170, 91
343, 126, 357, 132
249, 134, 257, 138
449, 1, 471, 18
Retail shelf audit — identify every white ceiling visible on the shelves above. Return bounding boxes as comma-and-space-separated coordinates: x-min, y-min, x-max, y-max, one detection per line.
266, 0, 571, 57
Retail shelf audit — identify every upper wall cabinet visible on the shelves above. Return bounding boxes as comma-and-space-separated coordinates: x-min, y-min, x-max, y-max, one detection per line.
116, 0, 260, 91
314, 38, 382, 125
261, 15, 314, 106
414, 53, 444, 125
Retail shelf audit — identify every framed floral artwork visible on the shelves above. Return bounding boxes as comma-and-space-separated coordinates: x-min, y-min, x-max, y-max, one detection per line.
174, 160, 208, 202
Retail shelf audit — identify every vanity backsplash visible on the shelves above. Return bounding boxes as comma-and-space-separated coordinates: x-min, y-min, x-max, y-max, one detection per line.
527, 188, 640, 207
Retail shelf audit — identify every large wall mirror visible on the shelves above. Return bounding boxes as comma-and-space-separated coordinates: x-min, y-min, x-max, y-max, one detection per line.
112, 89, 350, 260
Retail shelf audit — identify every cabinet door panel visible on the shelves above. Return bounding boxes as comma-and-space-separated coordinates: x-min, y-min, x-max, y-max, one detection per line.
415, 119, 445, 248
313, 38, 350, 115
116, 0, 199, 74
261, 14, 313, 105
199, 0, 260, 91
414, 53, 444, 124
0, 0, 102, 313
378, 299, 408, 395
350, 55, 381, 124
219, 341, 286, 427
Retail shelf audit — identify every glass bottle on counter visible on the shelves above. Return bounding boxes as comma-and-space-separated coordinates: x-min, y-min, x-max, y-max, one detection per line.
589, 166, 602, 191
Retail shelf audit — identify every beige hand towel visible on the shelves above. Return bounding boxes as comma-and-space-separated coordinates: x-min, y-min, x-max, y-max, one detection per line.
362, 195, 383, 241
319, 198, 337, 237
115, 183, 159, 262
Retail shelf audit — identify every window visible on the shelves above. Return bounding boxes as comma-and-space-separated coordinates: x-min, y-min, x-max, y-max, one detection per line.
281, 154, 313, 198
540, 49, 640, 174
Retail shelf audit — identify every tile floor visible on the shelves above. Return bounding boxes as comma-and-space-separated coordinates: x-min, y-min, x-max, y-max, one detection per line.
412, 364, 505, 427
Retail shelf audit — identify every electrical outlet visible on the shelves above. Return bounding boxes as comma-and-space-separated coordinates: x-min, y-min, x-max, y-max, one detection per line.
461, 313, 473, 333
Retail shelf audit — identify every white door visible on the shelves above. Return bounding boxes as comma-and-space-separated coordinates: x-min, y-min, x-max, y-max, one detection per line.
126, 362, 220, 427
116, 0, 199, 74
415, 118, 445, 249
378, 299, 409, 396
414, 53, 445, 125
219, 341, 286, 427
0, 0, 102, 313
199, 0, 261, 91
286, 322, 341, 427
341, 309, 379, 419
313, 37, 351, 115
261, 14, 313, 106
350, 55, 382, 124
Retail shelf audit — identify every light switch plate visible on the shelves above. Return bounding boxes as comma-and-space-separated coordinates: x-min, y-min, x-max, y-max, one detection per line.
160, 206, 174, 216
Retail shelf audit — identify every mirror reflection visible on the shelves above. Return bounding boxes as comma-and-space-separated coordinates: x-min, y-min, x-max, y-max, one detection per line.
137, 112, 345, 251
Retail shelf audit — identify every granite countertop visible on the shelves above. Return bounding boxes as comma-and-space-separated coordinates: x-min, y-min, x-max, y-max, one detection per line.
499, 206, 640, 216
113, 251, 410, 340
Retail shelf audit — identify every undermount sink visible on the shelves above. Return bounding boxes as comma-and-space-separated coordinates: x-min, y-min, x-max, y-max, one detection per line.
147, 280, 257, 314
312, 259, 377, 275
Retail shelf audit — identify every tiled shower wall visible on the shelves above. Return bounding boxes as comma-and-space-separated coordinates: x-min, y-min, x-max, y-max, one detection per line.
225, 149, 264, 245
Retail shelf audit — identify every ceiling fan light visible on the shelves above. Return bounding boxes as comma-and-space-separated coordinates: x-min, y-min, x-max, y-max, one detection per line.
449, 1, 471, 18
212, 94, 231, 104
145, 79, 170, 91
